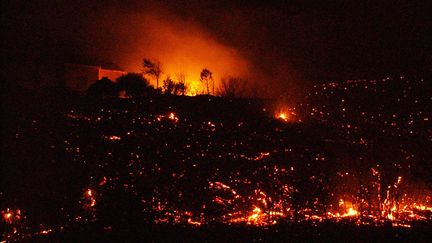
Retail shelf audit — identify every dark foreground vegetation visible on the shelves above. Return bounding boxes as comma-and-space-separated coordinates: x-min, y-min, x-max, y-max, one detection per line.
1, 75, 431, 242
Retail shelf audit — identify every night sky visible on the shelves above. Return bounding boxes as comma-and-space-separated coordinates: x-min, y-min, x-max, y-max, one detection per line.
1, 0, 431, 94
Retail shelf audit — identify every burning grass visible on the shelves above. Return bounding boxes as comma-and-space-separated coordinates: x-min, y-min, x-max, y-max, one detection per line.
1, 76, 431, 240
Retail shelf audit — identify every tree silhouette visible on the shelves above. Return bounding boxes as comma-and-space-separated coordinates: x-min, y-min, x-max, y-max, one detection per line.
218, 76, 248, 98
162, 76, 175, 94
200, 68, 213, 95
142, 58, 163, 92
174, 82, 186, 95
87, 77, 118, 98
162, 75, 187, 95
175, 72, 187, 95
116, 73, 153, 98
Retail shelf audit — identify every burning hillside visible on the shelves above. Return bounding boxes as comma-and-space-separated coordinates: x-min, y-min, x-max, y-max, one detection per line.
1, 75, 431, 241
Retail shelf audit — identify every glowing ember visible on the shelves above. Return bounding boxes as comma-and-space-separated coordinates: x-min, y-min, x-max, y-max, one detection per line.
107, 135, 121, 141
118, 90, 128, 99
187, 218, 202, 226
83, 189, 97, 208
228, 206, 283, 226
3, 212, 12, 222
168, 112, 179, 122
3, 75, 431, 240
2, 208, 20, 224
39, 229, 52, 235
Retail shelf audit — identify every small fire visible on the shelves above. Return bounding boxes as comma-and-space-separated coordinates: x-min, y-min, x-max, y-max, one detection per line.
248, 207, 262, 222
2, 208, 21, 224
39, 229, 52, 235
187, 218, 202, 226
346, 207, 359, 217
3, 212, 12, 222
327, 200, 359, 218
87, 189, 93, 197
186, 80, 204, 96
277, 113, 289, 122
414, 204, 432, 211
83, 188, 97, 208
228, 206, 268, 226
157, 112, 180, 122
274, 107, 298, 122
107, 135, 121, 141
168, 112, 179, 122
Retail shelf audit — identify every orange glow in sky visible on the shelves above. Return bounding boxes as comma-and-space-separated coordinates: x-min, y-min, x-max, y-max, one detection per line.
104, 14, 251, 95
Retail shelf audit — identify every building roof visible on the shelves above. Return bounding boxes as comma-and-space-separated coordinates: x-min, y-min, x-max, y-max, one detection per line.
99, 62, 124, 71
65, 60, 125, 72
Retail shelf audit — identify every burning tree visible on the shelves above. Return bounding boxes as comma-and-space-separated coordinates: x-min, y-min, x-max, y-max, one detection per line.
200, 68, 214, 95
142, 58, 163, 91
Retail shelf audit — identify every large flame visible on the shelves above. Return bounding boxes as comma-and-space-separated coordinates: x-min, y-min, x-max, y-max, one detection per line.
93, 12, 252, 94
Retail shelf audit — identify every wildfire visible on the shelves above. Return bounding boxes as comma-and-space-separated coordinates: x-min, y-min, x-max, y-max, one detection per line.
186, 80, 204, 96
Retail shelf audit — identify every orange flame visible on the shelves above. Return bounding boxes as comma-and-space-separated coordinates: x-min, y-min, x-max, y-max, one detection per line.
274, 106, 298, 122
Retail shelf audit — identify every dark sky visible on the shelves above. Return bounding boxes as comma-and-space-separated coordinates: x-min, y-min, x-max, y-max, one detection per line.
1, 0, 431, 94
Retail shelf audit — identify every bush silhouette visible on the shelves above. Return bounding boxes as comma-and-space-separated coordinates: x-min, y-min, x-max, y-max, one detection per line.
87, 77, 118, 98
162, 76, 175, 94
116, 73, 154, 98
